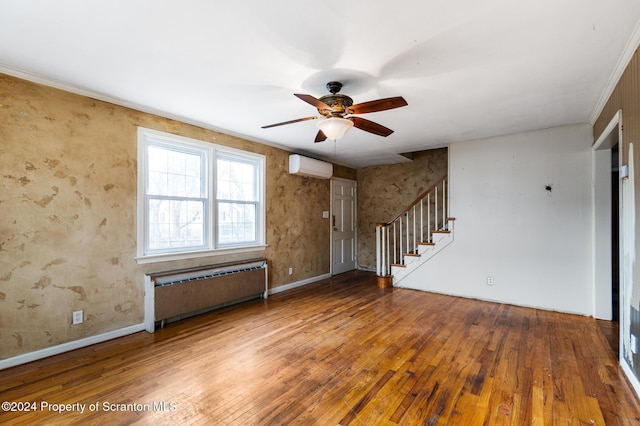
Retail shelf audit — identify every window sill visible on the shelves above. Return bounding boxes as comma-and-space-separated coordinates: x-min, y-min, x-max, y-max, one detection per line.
135, 244, 268, 265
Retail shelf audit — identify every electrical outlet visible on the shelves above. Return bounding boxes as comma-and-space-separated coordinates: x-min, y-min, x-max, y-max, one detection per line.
487, 276, 494, 286
288, 267, 293, 275
72, 310, 83, 325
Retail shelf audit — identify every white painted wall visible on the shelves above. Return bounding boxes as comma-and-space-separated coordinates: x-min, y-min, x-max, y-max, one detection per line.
399, 124, 595, 315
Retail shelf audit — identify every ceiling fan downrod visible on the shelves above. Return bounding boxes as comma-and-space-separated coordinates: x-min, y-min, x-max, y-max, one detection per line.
326, 81, 343, 94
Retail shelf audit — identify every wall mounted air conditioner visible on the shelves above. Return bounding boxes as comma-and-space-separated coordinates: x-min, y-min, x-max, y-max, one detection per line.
289, 154, 333, 179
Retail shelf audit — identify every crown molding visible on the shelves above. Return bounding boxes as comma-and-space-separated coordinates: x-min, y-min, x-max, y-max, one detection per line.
0, 65, 295, 153
590, 19, 640, 125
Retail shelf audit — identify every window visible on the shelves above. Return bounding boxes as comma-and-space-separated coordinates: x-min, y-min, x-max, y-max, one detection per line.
216, 153, 260, 246
137, 127, 265, 263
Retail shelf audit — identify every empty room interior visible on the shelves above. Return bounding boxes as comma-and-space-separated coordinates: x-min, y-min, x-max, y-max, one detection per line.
4, 1, 640, 424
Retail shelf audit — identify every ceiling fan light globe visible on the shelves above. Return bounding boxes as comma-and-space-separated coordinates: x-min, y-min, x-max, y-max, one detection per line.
316, 117, 354, 141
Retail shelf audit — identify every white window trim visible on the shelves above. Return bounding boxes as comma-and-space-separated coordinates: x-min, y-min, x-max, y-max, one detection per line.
135, 127, 266, 264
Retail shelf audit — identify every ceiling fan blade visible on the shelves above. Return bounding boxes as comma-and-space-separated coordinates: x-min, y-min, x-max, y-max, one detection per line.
314, 130, 327, 143
349, 96, 408, 114
351, 116, 394, 137
295, 94, 331, 110
261, 116, 316, 129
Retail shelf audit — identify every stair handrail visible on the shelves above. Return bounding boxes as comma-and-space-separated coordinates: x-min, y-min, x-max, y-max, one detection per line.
385, 174, 448, 225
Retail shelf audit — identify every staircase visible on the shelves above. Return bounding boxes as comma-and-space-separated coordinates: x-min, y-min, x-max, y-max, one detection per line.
375, 175, 455, 288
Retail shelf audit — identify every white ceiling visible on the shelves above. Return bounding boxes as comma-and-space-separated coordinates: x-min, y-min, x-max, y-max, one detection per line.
2, 1, 640, 167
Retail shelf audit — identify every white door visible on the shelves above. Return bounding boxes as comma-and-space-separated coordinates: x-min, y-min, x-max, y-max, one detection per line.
331, 178, 357, 274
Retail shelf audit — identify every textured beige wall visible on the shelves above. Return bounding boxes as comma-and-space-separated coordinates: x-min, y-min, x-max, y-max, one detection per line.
357, 148, 448, 269
0, 74, 352, 359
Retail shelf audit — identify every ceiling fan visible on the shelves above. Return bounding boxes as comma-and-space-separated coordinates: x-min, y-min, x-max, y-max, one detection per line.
262, 81, 408, 142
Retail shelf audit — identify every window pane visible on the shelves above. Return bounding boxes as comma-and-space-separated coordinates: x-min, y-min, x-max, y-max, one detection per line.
148, 145, 202, 197
217, 202, 257, 245
217, 157, 256, 201
148, 199, 204, 249
148, 170, 168, 195
148, 146, 168, 172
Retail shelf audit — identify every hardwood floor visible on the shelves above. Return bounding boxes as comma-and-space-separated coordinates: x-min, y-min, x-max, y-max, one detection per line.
1, 270, 639, 425
597, 319, 620, 355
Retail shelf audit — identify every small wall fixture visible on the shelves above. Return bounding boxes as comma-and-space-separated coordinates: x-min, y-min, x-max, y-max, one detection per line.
316, 117, 354, 141
620, 164, 629, 179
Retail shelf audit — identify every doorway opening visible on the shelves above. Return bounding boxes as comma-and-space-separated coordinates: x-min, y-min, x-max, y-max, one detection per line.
593, 110, 622, 355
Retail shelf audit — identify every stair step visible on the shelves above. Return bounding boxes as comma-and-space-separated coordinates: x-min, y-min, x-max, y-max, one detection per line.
447, 217, 456, 221
391, 263, 406, 268
432, 230, 451, 234
417, 241, 435, 246
403, 253, 420, 257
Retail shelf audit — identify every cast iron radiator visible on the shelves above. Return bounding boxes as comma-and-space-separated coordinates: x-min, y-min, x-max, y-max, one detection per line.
144, 258, 267, 331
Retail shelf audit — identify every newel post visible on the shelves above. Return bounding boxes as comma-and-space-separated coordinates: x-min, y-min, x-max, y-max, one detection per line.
376, 223, 393, 288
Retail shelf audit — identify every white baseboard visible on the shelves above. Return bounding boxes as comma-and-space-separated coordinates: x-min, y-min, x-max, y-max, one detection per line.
621, 358, 640, 400
268, 273, 331, 295
1, 273, 335, 370
0, 323, 145, 370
